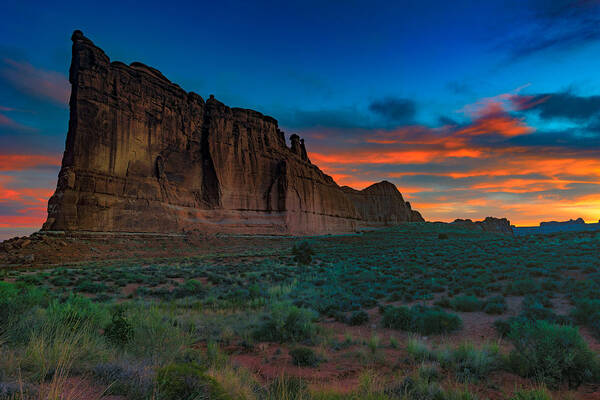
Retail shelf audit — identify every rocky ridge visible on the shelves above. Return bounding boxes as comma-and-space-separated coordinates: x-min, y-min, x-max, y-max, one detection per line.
450, 217, 514, 235
42, 31, 423, 235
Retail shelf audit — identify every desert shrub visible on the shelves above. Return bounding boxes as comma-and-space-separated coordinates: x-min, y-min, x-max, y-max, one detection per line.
292, 241, 315, 265
157, 363, 231, 399
417, 362, 441, 382
520, 296, 570, 325
94, 361, 154, 398
349, 310, 369, 326
289, 347, 321, 367
483, 296, 507, 315
572, 298, 600, 324
571, 298, 600, 337
104, 308, 134, 346
509, 388, 552, 400
438, 233, 449, 240
411, 306, 462, 335
507, 320, 599, 388
253, 302, 318, 343
268, 376, 308, 400
0, 282, 48, 335
407, 338, 499, 383
172, 279, 205, 299
504, 278, 539, 295
382, 305, 462, 335
46, 294, 105, 331
494, 318, 518, 337
75, 279, 109, 293
127, 306, 194, 363
406, 337, 435, 361
157, 363, 230, 400
450, 295, 483, 312
438, 342, 500, 382
381, 305, 412, 330
433, 297, 451, 308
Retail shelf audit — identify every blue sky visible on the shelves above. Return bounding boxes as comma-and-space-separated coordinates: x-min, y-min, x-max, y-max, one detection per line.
1, 0, 600, 236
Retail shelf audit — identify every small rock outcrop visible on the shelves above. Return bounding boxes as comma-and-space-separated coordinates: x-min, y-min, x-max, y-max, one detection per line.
42, 31, 422, 235
451, 217, 514, 235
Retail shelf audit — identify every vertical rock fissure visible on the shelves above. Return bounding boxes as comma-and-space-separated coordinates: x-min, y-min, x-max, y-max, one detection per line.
200, 123, 221, 209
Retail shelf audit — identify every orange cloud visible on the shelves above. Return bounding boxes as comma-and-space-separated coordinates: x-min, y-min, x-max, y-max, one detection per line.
0, 154, 61, 171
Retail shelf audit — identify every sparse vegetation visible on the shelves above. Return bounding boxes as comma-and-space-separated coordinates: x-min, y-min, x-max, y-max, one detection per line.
1, 223, 599, 398
382, 305, 462, 335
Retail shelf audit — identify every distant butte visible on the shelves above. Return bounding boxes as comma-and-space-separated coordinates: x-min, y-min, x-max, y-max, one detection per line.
42, 31, 423, 235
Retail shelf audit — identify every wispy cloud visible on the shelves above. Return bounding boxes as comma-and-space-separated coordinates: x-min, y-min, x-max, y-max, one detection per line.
498, 0, 600, 60
0, 58, 69, 105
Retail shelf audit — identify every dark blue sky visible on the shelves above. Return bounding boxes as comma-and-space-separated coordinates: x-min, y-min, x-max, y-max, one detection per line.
2, 0, 600, 235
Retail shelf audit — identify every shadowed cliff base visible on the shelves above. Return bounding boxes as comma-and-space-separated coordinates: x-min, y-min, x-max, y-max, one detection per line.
41, 31, 423, 235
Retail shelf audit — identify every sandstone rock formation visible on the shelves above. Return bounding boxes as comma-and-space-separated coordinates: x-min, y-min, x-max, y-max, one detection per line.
42, 31, 423, 235
451, 217, 514, 235
342, 181, 423, 226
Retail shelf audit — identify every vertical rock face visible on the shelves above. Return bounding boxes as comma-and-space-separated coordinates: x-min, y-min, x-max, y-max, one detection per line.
43, 31, 422, 234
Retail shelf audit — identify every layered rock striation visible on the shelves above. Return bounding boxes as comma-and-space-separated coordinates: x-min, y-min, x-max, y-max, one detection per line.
43, 31, 423, 235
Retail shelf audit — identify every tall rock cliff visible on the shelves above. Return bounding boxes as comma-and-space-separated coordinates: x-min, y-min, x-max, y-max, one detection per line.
43, 31, 423, 235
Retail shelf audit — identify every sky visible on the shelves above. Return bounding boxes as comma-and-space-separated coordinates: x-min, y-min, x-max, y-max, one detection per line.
1, 0, 600, 238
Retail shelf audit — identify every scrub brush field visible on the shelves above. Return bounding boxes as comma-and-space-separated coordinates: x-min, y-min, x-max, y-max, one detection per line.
1, 223, 599, 399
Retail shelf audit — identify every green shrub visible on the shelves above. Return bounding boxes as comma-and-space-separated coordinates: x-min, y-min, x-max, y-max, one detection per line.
254, 303, 318, 342
349, 310, 369, 326
382, 305, 462, 335
450, 295, 483, 312
572, 298, 600, 324
439, 342, 500, 382
483, 295, 507, 315
292, 241, 315, 265
94, 361, 154, 398
289, 347, 321, 367
493, 319, 513, 337
572, 298, 600, 337
411, 306, 462, 335
172, 279, 205, 299
406, 337, 434, 361
75, 280, 108, 293
504, 279, 539, 295
507, 320, 599, 388
381, 305, 413, 330
0, 282, 48, 334
156, 363, 230, 400
47, 294, 105, 331
268, 376, 308, 400
483, 301, 506, 315
104, 308, 134, 346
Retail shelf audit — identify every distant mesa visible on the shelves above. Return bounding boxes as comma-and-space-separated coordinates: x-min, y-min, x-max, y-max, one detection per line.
513, 217, 600, 236
42, 31, 423, 235
539, 218, 585, 227
450, 217, 514, 235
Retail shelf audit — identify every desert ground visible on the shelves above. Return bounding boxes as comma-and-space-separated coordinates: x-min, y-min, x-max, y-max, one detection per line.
1, 223, 599, 399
